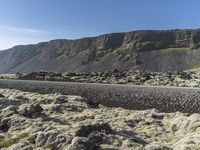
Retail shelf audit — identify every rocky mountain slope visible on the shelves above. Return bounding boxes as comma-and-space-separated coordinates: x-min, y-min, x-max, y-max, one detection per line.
1, 29, 200, 73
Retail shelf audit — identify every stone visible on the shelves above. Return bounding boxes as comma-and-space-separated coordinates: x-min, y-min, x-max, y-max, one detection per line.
54, 96, 68, 104
145, 144, 171, 150
0, 105, 18, 118
75, 123, 112, 137
178, 72, 192, 80
0, 93, 5, 98
86, 101, 99, 108
173, 133, 200, 150
66, 137, 91, 150
170, 113, 200, 132
18, 103, 44, 118
66, 136, 101, 150
122, 139, 143, 148
87, 132, 103, 147
151, 114, 164, 120
35, 130, 69, 148
0, 120, 10, 132
8, 143, 33, 150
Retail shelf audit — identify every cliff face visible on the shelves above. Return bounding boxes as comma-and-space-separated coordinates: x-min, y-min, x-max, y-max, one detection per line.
1, 29, 200, 73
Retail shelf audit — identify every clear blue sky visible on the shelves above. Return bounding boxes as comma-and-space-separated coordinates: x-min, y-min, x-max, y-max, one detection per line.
0, 0, 200, 50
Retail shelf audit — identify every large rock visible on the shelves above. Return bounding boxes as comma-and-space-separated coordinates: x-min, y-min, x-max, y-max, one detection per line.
170, 113, 200, 132
0, 105, 18, 119
6, 143, 33, 150
18, 103, 44, 118
66, 136, 102, 150
66, 137, 91, 150
173, 133, 200, 150
34, 130, 70, 149
75, 123, 112, 137
0, 119, 10, 132
0, 93, 5, 98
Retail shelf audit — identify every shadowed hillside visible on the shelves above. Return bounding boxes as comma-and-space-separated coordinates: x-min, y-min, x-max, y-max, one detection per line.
1, 29, 200, 73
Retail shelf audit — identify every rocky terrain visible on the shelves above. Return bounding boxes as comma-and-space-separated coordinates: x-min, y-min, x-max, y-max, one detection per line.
0, 74, 16, 80
2, 69, 200, 87
1, 29, 200, 73
0, 88, 200, 150
2, 28, 200, 150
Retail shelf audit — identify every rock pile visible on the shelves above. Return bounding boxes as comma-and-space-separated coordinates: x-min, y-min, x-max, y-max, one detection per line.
0, 88, 200, 149
11, 69, 200, 87
0, 74, 17, 80
17, 71, 63, 81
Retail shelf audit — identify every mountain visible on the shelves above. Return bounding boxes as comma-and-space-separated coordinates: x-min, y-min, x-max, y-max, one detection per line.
1, 29, 200, 73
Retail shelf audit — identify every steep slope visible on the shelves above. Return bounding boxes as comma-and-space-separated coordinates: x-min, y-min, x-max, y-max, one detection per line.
1, 29, 200, 73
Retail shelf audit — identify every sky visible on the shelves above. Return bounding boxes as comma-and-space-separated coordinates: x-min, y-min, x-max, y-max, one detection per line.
0, 0, 200, 50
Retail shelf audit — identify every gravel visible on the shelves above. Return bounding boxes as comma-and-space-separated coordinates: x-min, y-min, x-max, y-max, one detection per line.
1, 79, 200, 113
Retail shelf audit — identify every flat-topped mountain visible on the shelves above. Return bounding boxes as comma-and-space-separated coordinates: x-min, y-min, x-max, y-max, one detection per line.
1, 29, 200, 73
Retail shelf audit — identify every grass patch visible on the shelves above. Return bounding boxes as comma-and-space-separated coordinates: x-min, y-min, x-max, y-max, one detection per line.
188, 60, 200, 70
0, 139, 16, 148
163, 47, 191, 52
0, 132, 29, 148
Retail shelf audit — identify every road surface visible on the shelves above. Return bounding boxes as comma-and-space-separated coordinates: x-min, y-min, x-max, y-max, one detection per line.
0, 79, 200, 113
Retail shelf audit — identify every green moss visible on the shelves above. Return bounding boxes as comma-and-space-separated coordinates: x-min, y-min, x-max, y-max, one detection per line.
0, 139, 16, 148
16, 132, 29, 139
163, 48, 191, 52
0, 132, 29, 148
188, 60, 200, 69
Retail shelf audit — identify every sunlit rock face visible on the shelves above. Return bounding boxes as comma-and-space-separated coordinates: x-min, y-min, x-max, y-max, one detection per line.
1, 29, 200, 73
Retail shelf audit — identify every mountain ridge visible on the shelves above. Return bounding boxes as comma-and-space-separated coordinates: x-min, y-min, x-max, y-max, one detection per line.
1, 29, 200, 73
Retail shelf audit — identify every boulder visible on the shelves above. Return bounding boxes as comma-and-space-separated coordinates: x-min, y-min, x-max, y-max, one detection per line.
0, 94, 5, 98
54, 96, 68, 104
34, 130, 70, 148
66, 135, 101, 150
75, 123, 112, 137
7, 143, 33, 150
18, 104, 44, 118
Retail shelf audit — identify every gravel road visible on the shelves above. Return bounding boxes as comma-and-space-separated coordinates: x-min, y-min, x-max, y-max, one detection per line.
0, 79, 200, 113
